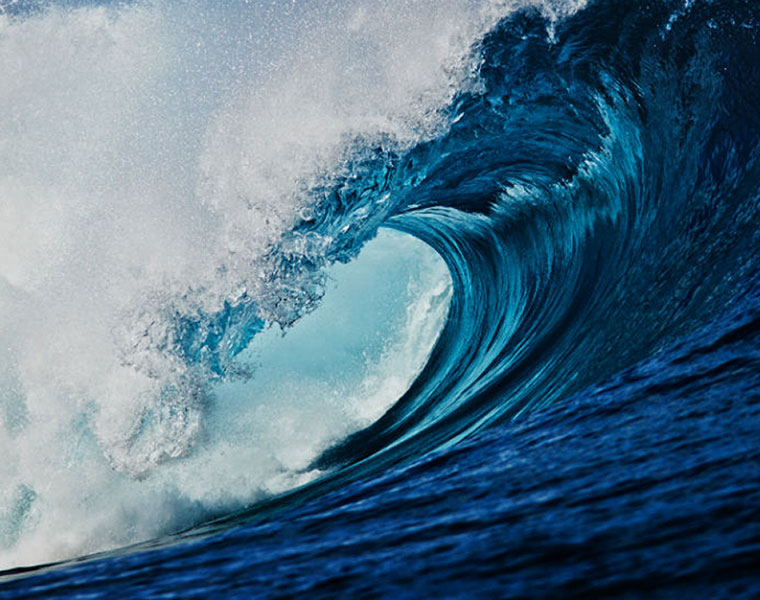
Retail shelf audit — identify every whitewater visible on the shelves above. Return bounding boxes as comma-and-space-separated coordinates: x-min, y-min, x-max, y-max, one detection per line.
1, 0, 760, 597
0, 0, 500, 566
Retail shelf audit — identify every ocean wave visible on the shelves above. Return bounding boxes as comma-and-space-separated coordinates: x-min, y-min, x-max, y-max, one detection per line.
1, 0, 760, 575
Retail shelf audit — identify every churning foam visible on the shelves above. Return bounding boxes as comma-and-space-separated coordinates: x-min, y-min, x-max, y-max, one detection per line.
0, 0, 584, 567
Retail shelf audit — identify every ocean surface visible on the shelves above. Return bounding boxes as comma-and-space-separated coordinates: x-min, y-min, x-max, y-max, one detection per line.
1, 0, 760, 597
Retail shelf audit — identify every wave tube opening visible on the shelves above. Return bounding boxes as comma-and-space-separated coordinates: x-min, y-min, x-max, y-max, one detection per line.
0, 229, 451, 570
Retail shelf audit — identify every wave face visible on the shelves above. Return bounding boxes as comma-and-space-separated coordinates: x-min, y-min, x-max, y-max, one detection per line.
2, 0, 760, 595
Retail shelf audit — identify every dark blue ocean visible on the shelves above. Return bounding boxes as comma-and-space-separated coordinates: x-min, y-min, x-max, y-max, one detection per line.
1, 0, 760, 597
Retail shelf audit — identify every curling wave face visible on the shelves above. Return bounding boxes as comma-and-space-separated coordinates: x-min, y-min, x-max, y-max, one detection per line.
2, 0, 760, 574
313, 0, 760, 474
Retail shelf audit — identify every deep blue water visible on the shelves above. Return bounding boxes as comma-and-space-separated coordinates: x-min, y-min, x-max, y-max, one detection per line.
2, 0, 760, 597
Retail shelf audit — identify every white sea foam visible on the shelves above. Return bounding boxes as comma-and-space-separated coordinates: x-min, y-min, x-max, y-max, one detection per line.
0, 0, 583, 568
